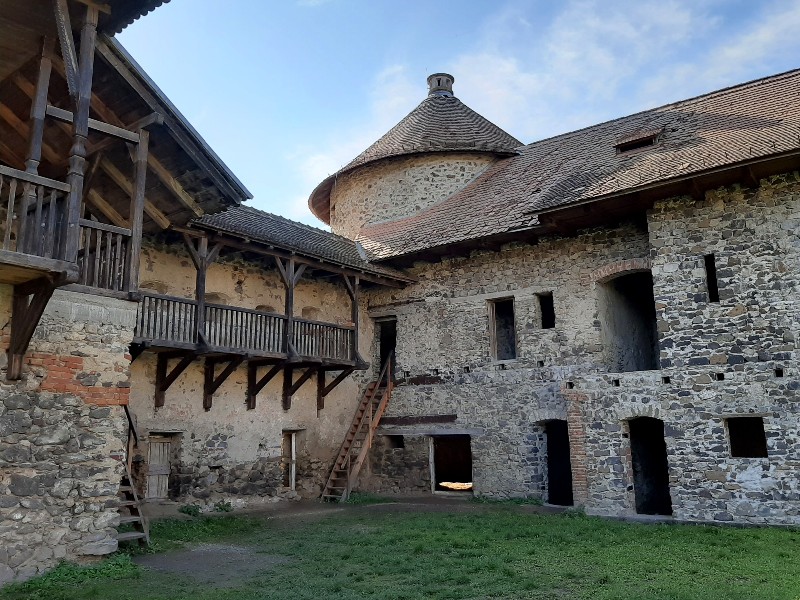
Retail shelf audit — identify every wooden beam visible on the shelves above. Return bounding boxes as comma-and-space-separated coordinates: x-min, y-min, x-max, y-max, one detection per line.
124, 128, 148, 292
155, 352, 195, 408
7, 278, 58, 380
85, 188, 128, 227
147, 156, 203, 217
52, 0, 79, 97
246, 361, 282, 409
282, 366, 315, 410
72, 0, 111, 14
46, 104, 140, 143
99, 157, 170, 229
317, 366, 355, 413
203, 356, 245, 411
0, 103, 61, 164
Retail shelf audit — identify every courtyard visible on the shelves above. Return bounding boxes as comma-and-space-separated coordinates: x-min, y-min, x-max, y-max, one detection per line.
2, 497, 798, 600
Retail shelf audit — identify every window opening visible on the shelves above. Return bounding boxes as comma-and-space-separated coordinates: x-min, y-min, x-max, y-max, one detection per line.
385, 435, 405, 449
489, 298, 516, 360
538, 292, 556, 329
704, 254, 720, 303
727, 417, 768, 458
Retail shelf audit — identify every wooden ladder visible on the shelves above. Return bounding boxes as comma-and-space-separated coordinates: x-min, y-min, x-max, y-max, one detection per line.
116, 406, 149, 546
321, 352, 394, 502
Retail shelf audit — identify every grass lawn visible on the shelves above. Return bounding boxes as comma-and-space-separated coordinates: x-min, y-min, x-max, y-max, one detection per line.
2, 501, 799, 600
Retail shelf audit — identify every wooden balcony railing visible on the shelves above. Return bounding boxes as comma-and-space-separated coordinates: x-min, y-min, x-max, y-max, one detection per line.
0, 165, 70, 262
135, 293, 355, 362
77, 220, 132, 292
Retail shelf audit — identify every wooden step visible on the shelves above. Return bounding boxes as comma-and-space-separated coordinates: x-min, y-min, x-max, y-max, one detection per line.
116, 531, 147, 542
118, 486, 133, 493
119, 516, 142, 525
118, 500, 139, 508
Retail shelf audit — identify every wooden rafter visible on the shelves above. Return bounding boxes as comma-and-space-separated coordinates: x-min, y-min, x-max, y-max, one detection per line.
154, 351, 195, 408
203, 355, 245, 411
99, 157, 170, 229
0, 103, 61, 164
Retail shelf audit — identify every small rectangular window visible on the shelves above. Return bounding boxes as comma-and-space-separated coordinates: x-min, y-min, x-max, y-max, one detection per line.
489, 298, 516, 360
538, 292, 556, 329
727, 417, 768, 458
704, 254, 720, 303
385, 435, 405, 449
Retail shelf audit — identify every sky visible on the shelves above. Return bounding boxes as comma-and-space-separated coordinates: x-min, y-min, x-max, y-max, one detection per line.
118, 0, 800, 227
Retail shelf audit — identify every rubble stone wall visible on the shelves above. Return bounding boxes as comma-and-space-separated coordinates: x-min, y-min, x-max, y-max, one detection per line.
0, 289, 136, 584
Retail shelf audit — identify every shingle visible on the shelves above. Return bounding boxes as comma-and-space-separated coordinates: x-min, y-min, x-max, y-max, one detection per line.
193, 205, 408, 281
358, 69, 800, 260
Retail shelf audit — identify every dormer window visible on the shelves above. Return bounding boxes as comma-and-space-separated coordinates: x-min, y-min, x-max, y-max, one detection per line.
615, 128, 663, 154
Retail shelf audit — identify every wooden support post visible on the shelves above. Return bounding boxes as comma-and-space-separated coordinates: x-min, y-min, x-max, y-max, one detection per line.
7, 278, 58, 380
316, 366, 356, 413
282, 366, 316, 411
343, 275, 364, 364
185, 235, 223, 346
124, 129, 148, 292
246, 361, 282, 409
63, 4, 99, 264
154, 352, 195, 408
25, 37, 54, 175
203, 355, 245, 411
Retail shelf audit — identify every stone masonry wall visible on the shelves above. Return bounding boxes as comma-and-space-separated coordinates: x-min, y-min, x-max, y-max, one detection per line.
359, 435, 432, 494
0, 288, 136, 584
330, 153, 496, 239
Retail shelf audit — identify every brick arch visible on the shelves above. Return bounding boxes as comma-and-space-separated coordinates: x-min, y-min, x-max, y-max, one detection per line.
591, 257, 652, 284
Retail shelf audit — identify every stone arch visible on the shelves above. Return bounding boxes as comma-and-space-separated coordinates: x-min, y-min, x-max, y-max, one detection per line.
591, 257, 652, 284
530, 408, 567, 424
614, 403, 662, 422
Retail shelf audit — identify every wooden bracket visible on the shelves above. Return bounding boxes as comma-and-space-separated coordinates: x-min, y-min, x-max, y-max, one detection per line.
282, 366, 316, 411
246, 360, 283, 409
203, 355, 245, 411
154, 351, 195, 408
7, 278, 59, 380
316, 367, 355, 413
52, 0, 79, 97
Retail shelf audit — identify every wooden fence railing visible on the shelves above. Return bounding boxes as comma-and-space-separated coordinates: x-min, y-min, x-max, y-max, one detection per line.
77, 220, 132, 292
135, 293, 354, 361
0, 166, 70, 261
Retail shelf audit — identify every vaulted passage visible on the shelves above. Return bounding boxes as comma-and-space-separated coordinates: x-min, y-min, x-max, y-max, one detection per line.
598, 271, 659, 372
433, 435, 473, 492
628, 417, 672, 516
545, 420, 574, 506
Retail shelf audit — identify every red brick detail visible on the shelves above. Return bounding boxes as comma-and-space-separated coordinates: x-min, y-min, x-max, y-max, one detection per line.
30, 352, 130, 406
590, 257, 652, 284
564, 388, 590, 506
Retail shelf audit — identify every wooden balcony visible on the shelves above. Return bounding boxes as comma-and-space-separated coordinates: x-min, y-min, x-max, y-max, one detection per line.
133, 293, 357, 365
0, 165, 78, 284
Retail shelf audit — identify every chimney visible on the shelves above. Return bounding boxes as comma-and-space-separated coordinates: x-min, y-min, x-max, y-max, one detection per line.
427, 73, 454, 97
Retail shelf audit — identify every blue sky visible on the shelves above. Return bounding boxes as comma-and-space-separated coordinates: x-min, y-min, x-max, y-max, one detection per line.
119, 0, 800, 227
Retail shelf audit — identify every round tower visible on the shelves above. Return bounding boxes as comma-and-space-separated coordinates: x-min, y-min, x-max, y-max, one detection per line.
308, 74, 522, 240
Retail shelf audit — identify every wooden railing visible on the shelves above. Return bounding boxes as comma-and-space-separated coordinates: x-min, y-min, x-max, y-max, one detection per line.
136, 294, 198, 346
0, 166, 70, 261
135, 293, 355, 361
293, 318, 354, 361
77, 220, 132, 291
205, 303, 284, 354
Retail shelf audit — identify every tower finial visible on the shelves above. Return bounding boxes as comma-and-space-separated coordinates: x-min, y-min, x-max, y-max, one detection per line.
427, 73, 454, 97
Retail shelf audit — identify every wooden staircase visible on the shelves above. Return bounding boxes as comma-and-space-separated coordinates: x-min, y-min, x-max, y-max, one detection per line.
322, 352, 394, 502
116, 406, 149, 546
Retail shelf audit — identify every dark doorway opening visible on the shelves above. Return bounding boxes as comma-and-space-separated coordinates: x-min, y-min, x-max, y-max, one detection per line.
598, 271, 659, 372
628, 417, 672, 515
378, 318, 397, 373
490, 299, 517, 360
545, 420, 573, 506
433, 435, 473, 492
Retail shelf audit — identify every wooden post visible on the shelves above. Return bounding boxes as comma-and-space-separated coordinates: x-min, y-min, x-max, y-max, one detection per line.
285, 258, 295, 355
64, 5, 99, 263
343, 275, 361, 362
124, 129, 149, 292
195, 237, 208, 344
25, 37, 54, 175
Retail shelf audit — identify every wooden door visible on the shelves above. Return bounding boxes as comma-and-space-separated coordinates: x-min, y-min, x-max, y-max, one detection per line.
146, 439, 171, 499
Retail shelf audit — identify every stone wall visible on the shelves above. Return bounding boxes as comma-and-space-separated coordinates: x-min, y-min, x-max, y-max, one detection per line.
359, 434, 431, 494
0, 289, 136, 584
329, 153, 496, 239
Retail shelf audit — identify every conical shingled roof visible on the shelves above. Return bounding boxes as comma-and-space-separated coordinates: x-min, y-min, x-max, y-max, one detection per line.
308, 74, 522, 224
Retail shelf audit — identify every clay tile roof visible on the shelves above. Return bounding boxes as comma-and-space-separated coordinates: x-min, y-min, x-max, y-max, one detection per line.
193, 205, 411, 282
358, 68, 800, 261
308, 94, 522, 223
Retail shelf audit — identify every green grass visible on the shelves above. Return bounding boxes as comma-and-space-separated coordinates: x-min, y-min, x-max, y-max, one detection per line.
3, 505, 800, 600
